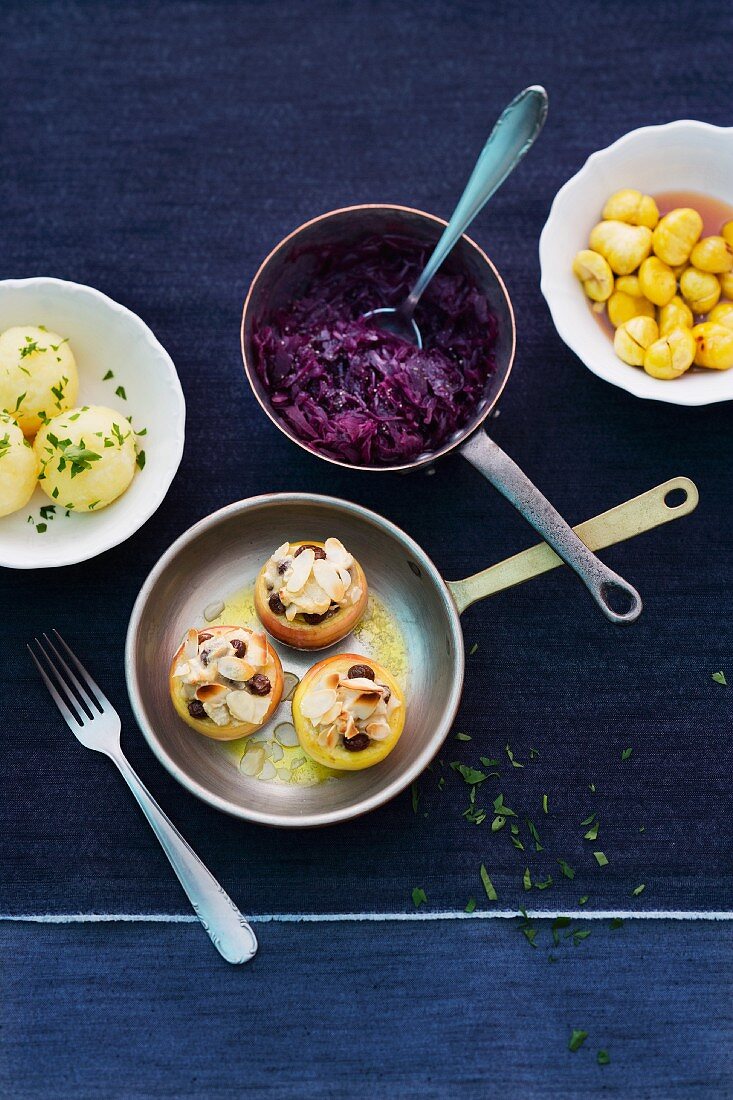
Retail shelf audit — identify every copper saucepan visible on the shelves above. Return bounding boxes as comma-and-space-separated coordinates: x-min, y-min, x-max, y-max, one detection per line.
241, 205, 643, 625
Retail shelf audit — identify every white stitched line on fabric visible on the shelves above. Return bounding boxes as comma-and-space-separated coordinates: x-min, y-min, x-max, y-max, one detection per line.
2, 909, 732, 923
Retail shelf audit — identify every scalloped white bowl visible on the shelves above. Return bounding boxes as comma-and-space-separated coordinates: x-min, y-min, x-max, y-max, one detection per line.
0, 278, 185, 568
540, 121, 733, 406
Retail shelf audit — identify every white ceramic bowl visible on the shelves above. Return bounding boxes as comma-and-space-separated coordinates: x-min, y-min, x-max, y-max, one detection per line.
0, 278, 185, 568
540, 121, 733, 406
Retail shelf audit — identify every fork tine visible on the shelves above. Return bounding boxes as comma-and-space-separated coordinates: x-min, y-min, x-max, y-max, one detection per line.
27, 644, 85, 729
52, 629, 113, 711
42, 632, 100, 717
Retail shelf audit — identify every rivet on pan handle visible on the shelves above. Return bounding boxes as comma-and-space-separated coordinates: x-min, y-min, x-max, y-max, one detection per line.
447, 476, 699, 616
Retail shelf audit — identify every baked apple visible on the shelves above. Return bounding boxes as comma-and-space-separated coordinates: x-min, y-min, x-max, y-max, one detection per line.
169, 624, 283, 740
292, 653, 405, 771
254, 537, 368, 649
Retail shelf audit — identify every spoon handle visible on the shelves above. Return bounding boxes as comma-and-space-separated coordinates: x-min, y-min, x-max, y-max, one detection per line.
404, 85, 548, 316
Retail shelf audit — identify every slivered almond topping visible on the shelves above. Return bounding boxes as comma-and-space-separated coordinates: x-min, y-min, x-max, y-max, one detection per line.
343, 691, 381, 721
286, 547, 315, 592
218, 656, 255, 682
273, 541, 290, 560
173, 661, 191, 679
324, 537, 353, 567
183, 628, 199, 659
339, 677, 386, 693
313, 559, 346, 602
226, 690, 271, 725
196, 683, 228, 704
321, 671, 341, 691
246, 632, 268, 669
343, 714, 359, 740
366, 718, 391, 741
300, 687, 338, 721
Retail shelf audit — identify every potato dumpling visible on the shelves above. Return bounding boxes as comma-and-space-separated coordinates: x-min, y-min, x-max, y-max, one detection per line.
680, 267, 721, 314
170, 625, 283, 740
614, 316, 659, 367
638, 256, 676, 307
0, 411, 39, 516
34, 405, 137, 511
708, 302, 733, 331
602, 188, 659, 229
292, 653, 405, 771
658, 295, 693, 336
692, 322, 733, 370
607, 286, 655, 328
0, 326, 78, 437
572, 249, 614, 301
255, 538, 368, 650
690, 235, 733, 274
722, 221, 733, 248
643, 328, 696, 380
589, 221, 653, 275
652, 208, 703, 267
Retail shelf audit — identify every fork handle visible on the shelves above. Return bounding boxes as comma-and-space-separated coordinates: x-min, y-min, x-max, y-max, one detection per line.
110, 750, 258, 964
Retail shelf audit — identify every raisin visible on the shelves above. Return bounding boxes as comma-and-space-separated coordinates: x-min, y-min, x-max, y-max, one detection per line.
277, 560, 289, 574
246, 674, 271, 696
343, 732, 370, 752
294, 543, 327, 560
269, 593, 286, 615
230, 638, 247, 658
347, 663, 375, 680
188, 699, 206, 720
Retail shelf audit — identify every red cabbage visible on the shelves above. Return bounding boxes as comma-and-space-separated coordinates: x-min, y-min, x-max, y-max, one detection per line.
252, 235, 498, 466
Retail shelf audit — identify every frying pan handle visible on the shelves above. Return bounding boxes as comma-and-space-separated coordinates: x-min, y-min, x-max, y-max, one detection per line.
460, 430, 651, 622
447, 473, 698, 615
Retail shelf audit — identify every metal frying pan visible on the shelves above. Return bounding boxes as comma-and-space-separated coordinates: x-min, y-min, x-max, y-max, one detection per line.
241, 205, 642, 625
125, 478, 697, 828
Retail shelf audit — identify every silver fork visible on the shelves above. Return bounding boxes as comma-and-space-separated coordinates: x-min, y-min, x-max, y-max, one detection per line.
28, 630, 258, 965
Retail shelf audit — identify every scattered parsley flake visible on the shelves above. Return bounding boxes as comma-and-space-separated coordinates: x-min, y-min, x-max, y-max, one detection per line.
103, 369, 114, 380
411, 887, 427, 909
454, 732, 471, 741
136, 450, 147, 472
450, 762, 488, 786
610, 917, 624, 930
480, 864, 497, 902
480, 757, 500, 768
631, 884, 646, 896
13, 392, 26, 413
542, 794, 548, 814
712, 671, 727, 686
573, 929, 591, 945
115, 385, 127, 400
136, 426, 147, 436
580, 813, 596, 826
579, 895, 589, 905
510, 834, 525, 851
551, 916, 571, 946
529, 747, 539, 759
584, 820, 599, 841
411, 781, 419, 814
589, 783, 596, 793
594, 851, 609, 867
535, 875, 553, 890
19, 338, 46, 359
568, 1029, 588, 1053
597, 1050, 610, 1066
526, 818, 544, 851
465, 896, 477, 914
36, 523, 47, 534
621, 746, 633, 760
469, 642, 478, 655
493, 794, 516, 818
522, 867, 532, 891
557, 859, 575, 880
39, 505, 56, 520
505, 744, 524, 768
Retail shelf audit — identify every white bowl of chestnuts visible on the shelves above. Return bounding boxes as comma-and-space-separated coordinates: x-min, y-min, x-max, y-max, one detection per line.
539, 120, 733, 406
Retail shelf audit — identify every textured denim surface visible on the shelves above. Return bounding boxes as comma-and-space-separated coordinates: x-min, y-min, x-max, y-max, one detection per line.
1, 0, 732, 1094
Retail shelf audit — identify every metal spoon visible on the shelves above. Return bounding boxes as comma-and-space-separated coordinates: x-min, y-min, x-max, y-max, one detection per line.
364, 85, 548, 346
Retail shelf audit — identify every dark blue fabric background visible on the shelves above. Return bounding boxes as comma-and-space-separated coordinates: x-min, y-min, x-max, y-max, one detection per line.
1, 1, 732, 1095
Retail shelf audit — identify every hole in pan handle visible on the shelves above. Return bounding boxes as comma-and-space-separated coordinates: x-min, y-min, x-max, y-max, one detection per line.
459, 430, 649, 623
447, 475, 698, 616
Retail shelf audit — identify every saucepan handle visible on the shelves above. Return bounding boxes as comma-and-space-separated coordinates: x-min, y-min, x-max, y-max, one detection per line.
452, 441, 698, 617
